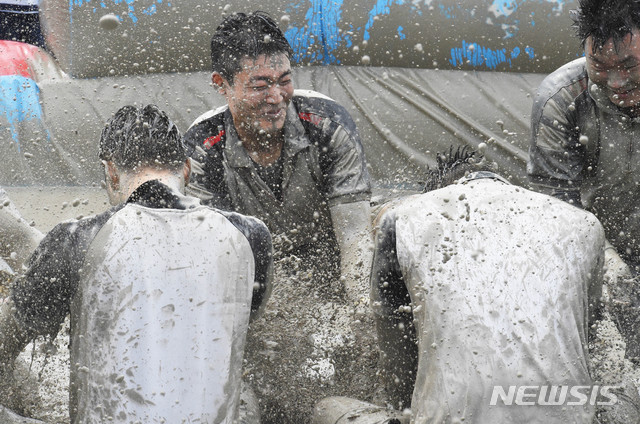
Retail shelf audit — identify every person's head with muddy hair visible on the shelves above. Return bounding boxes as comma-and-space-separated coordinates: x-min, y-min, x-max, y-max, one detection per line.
423, 145, 487, 192
99, 104, 186, 172
210, 11, 293, 83
572, 0, 640, 52
209, 11, 295, 142
99, 104, 191, 205
573, 0, 640, 113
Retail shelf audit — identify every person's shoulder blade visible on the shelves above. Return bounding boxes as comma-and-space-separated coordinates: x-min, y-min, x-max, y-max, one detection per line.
184, 106, 228, 154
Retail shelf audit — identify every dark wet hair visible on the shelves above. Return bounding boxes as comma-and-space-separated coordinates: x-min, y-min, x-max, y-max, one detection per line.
99, 104, 186, 171
572, 0, 640, 52
211, 11, 293, 83
423, 146, 478, 192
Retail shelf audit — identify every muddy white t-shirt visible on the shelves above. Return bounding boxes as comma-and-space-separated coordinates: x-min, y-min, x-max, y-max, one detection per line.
372, 174, 605, 423
12, 181, 272, 423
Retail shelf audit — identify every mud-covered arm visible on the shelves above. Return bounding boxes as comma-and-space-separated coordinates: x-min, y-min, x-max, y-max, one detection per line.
0, 189, 43, 272
0, 218, 90, 380
370, 211, 417, 409
330, 200, 373, 304
317, 102, 373, 303
10, 221, 89, 340
223, 212, 273, 320
0, 299, 31, 377
0, 297, 33, 410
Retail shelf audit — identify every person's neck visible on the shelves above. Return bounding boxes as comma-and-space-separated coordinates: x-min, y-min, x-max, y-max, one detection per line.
121, 169, 185, 201
239, 130, 285, 167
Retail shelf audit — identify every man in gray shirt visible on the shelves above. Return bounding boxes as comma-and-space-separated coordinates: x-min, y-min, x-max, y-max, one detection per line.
184, 12, 372, 302
528, 0, 640, 365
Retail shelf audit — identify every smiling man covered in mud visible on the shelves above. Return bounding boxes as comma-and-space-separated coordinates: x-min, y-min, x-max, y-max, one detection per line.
184, 11, 372, 300
184, 12, 378, 423
528, 0, 640, 369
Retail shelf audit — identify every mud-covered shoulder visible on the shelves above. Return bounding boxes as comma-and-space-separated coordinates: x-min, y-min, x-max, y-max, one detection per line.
371, 208, 408, 314
217, 210, 273, 315
292, 90, 358, 136
11, 206, 122, 338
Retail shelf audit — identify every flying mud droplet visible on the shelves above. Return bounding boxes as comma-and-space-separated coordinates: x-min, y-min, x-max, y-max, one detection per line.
99, 14, 120, 31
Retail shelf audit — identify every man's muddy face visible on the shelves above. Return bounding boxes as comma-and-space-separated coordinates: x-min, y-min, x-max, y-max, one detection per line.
222, 54, 294, 139
586, 30, 640, 113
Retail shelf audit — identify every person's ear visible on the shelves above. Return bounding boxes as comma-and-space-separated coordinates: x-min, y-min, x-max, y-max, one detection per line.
183, 158, 191, 186
105, 160, 120, 190
212, 72, 228, 95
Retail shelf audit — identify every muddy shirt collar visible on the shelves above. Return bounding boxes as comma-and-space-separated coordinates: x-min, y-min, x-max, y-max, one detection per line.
458, 171, 511, 185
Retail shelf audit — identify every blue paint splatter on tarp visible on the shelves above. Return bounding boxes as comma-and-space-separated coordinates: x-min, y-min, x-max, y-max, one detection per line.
364, 0, 404, 41
438, 3, 455, 19
125, 0, 137, 23
287, 0, 408, 63
0, 75, 48, 150
490, 0, 519, 17
142, 4, 155, 15
397, 25, 406, 40
449, 40, 535, 69
485, 0, 567, 38
525, 46, 535, 58
286, 0, 349, 64
69, 0, 166, 25
489, 0, 566, 18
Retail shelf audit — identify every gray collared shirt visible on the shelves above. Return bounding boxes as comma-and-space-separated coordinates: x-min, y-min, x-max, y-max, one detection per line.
528, 57, 640, 264
185, 90, 372, 251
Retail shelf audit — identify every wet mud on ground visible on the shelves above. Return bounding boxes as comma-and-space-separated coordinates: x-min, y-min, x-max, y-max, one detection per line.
243, 247, 384, 424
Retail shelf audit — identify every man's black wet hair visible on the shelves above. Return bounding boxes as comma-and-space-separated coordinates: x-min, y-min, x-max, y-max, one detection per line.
423, 146, 479, 192
99, 104, 186, 172
572, 0, 640, 52
211, 11, 293, 84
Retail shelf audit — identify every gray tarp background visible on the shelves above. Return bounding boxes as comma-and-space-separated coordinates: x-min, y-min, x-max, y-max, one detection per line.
1, 66, 543, 188
1, 0, 570, 226
40, 0, 580, 78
